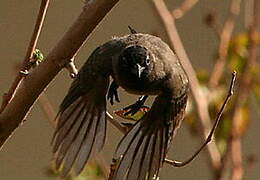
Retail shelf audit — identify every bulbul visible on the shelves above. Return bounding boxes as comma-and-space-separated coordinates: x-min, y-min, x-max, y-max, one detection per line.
52, 32, 189, 179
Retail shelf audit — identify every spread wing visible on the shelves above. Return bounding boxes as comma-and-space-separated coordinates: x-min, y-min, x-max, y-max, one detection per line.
52, 39, 125, 177
112, 92, 188, 180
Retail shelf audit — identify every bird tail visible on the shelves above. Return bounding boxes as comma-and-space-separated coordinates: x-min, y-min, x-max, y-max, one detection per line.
52, 90, 107, 177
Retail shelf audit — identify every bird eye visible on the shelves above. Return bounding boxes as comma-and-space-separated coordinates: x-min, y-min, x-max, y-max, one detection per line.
145, 57, 150, 65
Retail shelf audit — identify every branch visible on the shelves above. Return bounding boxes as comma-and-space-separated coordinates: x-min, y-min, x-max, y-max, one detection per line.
208, 0, 242, 88
151, 0, 221, 170
0, 0, 120, 150
165, 72, 236, 167
0, 0, 50, 113
221, 1, 259, 180
172, 0, 199, 19
38, 93, 57, 127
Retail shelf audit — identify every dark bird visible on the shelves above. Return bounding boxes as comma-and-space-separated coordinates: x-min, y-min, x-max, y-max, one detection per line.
52, 31, 189, 179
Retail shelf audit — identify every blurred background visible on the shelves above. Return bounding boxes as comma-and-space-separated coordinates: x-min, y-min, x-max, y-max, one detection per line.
0, 0, 259, 179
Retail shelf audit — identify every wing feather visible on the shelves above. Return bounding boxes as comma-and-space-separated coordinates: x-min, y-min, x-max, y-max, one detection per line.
74, 105, 106, 175
51, 38, 127, 177
53, 98, 85, 153
61, 105, 93, 176
55, 102, 89, 169
112, 93, 188, 180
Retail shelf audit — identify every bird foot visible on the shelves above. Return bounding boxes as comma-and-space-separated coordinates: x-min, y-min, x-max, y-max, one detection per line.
123, 95, 148, 115
107, 81, 120, 105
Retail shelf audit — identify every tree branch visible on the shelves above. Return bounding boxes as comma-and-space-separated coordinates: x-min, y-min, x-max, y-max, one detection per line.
222, 1, 259, 180
0, 0, 120, 150
151, 0, 221, 170
172, 0, 199, 19
208, 0, 242, 88
0, 0, 51, 113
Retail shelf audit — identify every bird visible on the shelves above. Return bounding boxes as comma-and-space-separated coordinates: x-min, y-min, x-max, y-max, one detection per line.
51, 29, 189, 179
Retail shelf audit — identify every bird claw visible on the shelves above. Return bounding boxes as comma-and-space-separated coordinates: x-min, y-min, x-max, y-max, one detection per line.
107, 81, 120, 105
123, 95, 148, 116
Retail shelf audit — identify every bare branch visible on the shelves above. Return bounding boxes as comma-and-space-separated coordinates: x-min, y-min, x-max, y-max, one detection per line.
230, 1, 259, 179
218, 1, 260, 179
0, 0, 120, 150
208, 0, 242, 88
165, 72, 236, 167
38, 93, 57, 127
0, 0, 51, 113
172, 0, 199, 19
151, 0, 221, 170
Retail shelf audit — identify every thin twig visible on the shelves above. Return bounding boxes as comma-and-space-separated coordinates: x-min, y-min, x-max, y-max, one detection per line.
0, 0, 50, 113
172, 0, 199, 19
165, 72, 236, 167
38, 93, 57, 127
208, 0, 242, 89
151, 0, 221, 170
0, 0, 120, 150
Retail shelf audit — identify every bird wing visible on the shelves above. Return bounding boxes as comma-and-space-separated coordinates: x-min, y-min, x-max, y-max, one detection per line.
112, 92, 188, 180
52, 39, 125, 177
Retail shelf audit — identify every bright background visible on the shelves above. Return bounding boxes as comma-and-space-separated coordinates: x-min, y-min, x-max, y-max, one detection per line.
0, 0, 259, 179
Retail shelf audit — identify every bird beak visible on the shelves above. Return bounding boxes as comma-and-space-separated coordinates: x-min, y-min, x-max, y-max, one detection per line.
136, 64, 145, 78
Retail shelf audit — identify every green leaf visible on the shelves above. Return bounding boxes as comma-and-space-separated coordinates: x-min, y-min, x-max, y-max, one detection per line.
30, 48, 44, 68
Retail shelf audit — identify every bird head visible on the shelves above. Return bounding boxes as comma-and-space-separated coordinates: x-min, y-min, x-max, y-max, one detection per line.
119, 45, 151, 79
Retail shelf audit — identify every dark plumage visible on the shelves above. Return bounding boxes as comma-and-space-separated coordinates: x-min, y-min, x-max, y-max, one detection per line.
51, 33, 189, 179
